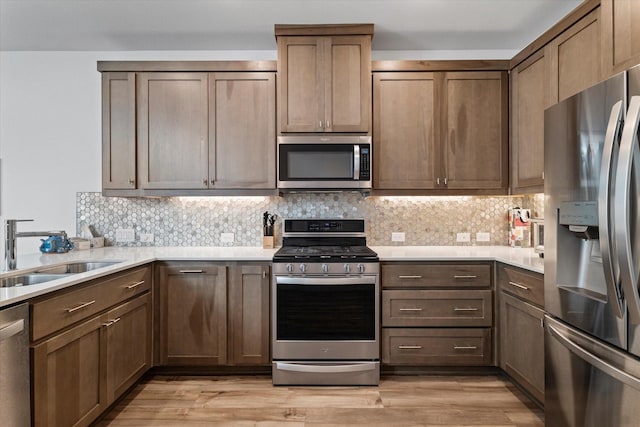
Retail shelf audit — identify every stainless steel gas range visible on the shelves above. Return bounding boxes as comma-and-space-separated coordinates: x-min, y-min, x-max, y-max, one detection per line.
271, 219, 380, 386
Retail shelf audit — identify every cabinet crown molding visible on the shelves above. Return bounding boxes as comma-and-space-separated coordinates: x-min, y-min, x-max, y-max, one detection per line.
274, 23, 374, 37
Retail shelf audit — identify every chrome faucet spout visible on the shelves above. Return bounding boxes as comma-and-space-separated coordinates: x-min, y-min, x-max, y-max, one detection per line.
5, 220, 67, 271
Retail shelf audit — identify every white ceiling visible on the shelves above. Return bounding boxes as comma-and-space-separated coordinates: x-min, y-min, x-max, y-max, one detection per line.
0, 0, 583, 55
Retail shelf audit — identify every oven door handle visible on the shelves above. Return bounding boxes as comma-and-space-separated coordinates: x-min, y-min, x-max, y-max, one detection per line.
275, 276, 377, 285
275, 362, 377, 374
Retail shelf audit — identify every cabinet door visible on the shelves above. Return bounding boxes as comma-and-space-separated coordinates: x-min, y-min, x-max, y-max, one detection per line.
158, 264, 227, 365
602, 0, 640, 76
32, 315, 107, 427
278, 36, 325, 132
102, 72, 136, 190
209, 72, 276, 189
228, 264, 270, 365
328, 35, 371, 132
373, 72, 440, 189
137, 72, 209, 189
499, 291, 545, 403
105, 293, 151, 403
547, 8, 602, 105
511, 50, 548, 194
442, 71, 508, 190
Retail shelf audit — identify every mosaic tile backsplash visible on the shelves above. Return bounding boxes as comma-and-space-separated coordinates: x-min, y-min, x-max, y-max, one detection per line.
76, 192, 544, 247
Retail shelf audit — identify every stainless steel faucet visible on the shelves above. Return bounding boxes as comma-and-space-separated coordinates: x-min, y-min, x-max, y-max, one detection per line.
5, 219, 68, 271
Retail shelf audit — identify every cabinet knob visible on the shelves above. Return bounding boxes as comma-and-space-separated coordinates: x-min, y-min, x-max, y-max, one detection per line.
203, 178, 208, 186
436, 177, 441, 185
319, 120, 323, 130
129, 179, 135, 186
210, 180, 215, 186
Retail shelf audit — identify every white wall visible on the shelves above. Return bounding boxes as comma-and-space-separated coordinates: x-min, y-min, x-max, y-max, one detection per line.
0, 50, 277, 259
0, 48, 510, 261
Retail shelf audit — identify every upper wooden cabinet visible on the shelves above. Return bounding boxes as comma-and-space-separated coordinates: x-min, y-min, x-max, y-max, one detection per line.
99, 61, 277, 196
137, 72, 210, 190
510, 50, 549, 194
209, 72, 276, 189
102, 72, 136, 190
373, 69, 508, 193
373, 72, 439, 190
276, 24, 373, 133
602, 0, 640, 76
546, 7, 602, 105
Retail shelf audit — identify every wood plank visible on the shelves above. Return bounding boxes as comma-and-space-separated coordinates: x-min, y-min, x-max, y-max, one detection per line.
96, 375, 543, 426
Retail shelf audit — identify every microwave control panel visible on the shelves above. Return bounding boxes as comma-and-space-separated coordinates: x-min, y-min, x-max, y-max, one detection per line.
359, 145, 370, 180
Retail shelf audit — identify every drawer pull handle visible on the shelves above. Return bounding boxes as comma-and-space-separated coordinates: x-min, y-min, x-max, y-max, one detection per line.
398, 345, 423, 350
398, 275, 423, 279
453, 275, 477, 279
126, 280, 145, 289
399, 308, 423, 312
179, 270, 204, 274
103, 317, 121, 327
508, 281, 530, 291
67, 300, 96, 313
454, 307, 479, 312
454, 346, 478, 350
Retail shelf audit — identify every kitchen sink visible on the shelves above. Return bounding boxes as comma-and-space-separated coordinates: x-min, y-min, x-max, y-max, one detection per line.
0, 273, 72, 288
34, 261, 122, 274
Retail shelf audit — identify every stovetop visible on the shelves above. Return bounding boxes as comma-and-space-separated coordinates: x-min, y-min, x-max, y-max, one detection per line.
273, 245, 378, 261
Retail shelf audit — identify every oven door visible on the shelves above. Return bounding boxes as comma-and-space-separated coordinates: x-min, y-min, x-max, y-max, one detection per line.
272, 275, 379, 360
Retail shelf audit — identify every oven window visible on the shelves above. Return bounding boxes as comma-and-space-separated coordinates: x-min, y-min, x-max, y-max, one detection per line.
276, 283, 375, 340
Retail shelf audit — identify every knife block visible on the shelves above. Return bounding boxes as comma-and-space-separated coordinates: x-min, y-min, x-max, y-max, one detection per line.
262, 236, 274, 249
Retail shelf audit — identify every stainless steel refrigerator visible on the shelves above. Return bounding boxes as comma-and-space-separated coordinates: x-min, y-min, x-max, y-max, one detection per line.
544, 66, 640, 426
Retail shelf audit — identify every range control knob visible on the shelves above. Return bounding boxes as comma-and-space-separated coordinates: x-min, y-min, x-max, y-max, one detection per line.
299, 264, 307, 273
343, 264, 351, 273
321, 263, 329, 273
286, 263, 293, 273
357, 264, 365, 273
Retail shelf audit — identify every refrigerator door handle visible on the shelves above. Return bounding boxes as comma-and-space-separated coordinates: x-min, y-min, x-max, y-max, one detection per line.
615, 95, 640, 324
599, 100, 625, 319
548, 322, 640, 391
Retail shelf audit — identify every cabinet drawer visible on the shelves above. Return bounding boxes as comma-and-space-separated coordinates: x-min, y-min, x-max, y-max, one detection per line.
382, 328, 492, 365
382, 263, 491, 289
499, 265, 544, 307
32, 266, 151, 341
382, 290, 492, 327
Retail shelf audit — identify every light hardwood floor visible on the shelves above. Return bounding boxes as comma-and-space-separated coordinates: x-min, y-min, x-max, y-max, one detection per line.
96, 375, 544, 426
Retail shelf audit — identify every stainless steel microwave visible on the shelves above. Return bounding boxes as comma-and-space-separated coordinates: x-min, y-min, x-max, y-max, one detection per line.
277, 135, 372, 190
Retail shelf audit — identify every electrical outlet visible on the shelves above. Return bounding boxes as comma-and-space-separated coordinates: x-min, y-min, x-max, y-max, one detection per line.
221, 232, 235, 243
140, 233, 154, 243
456, 232, 471, 243
115, 228, 135, 243
391, 232, 405, 242
476, 232, 491, 242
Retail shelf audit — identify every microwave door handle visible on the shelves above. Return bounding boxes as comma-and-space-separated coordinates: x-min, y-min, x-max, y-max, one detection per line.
599, 100, 625, 319
615, 96, 640, 324
353, 144, 360, 181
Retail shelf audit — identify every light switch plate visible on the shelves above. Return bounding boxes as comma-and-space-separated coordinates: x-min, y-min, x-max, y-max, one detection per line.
476, 232, 491, 242
391, 232, 405, 242
115, 228, 135, 243
140, 233, 154, 243
456, 232, 471, 243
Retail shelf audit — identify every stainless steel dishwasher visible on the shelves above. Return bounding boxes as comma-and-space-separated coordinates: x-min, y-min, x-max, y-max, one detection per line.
0, 303, 30, 426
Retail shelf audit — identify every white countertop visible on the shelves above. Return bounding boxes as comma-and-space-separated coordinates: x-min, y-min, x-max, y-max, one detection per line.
0, 245, 543, 308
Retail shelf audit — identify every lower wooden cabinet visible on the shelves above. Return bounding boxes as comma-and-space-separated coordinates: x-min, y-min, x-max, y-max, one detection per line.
32, 292, 152, 427
498, 263, 545, 404
157, 262, 270, 367
499, 291, 545, 403
32, 314, 106, 427
380, 261, 494, 366
382, 328, 492, 365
